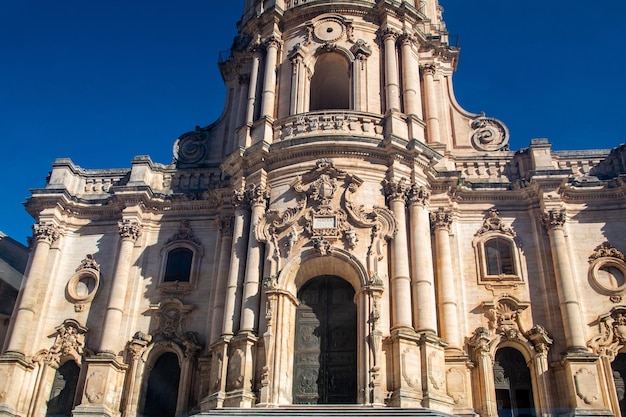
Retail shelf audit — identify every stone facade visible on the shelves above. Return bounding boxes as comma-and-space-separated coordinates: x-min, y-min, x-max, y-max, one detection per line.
3, 1, 626, 417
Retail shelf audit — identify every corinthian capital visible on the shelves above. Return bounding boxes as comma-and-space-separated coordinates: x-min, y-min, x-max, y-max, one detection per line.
430, 207, 453, 231
421, 64, 437, 76
381, 27, 400, 41
118, 219, 142, 242
246, 184, 271, 208
383, 178, 408, 203
32, 222, 60, 245
541, 208, 566, 231
407, 184, 430, 206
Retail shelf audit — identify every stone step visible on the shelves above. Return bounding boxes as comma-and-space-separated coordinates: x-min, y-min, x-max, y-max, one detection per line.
198, 407, 453, 417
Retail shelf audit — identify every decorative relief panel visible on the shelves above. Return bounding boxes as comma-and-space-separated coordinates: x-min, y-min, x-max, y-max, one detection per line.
149, 299, 202, 357
589, 306, 626, 359
470, 113, 509, 152
45, 319, 88, 367
574, 367, 600, 405
256, 158, 395, 280
446, 367, 466, 405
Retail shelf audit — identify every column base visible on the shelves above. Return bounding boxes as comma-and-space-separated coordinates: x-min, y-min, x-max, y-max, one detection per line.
202, 339, 231, 410
554, 351, 613, 415
385, 329, 423, 407
223, 333, 258, 408
444, 350, 476, 416
384, 110, 408, 140
407, 114, 426, 143
418, 333, 455, 414
0, 353, 36, 417
75, 354, 128, 417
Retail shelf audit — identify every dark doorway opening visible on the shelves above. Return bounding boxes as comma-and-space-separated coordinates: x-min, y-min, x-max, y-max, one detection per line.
143, 352, 181, 417
293, 275, 357, 404
46, 361, 80, 417
494, 347, 535, 417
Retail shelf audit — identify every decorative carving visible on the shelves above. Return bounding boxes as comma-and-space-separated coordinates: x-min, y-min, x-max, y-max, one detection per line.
428, 351, 445, 391
350, 39, 372, 63
219, 216, 234, 236
46, 319, 88, 366
246, 183, 271, 208
468, 327, 491, 353
401, 347, 421, 389
476, 209, 515, 237
85, 371, 105, 404
77, 254, 100, 272
541, 208, 566, 231
33, 222, 60, 244
263, 275, 279, 291
312, 237, 333, 256
233, 187, 250, 210
174, 128, 210, 165
446, 367, 466, 404
574, 368, 600, 405
430, 207, 452, 231
527, 325, 553, 355
118, 219, 141, 241
182, 331, 202, 359
589, 306, 626, 358
276, 112, 384, 141
590, 241, 625, 262
484, 297, 528, 335
151, 299, 194, 342
470, 113, 510, 152
407, 184, 430, 206
0, 370, 8, 402
313, 17, 345, 43
383, 178, 408, 203
167, 219, 201, 246
127, 332, 152, 360
226, 348, 244, 391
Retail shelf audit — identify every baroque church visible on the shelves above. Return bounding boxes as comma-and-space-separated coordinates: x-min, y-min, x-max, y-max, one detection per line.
3, 1, 626, 416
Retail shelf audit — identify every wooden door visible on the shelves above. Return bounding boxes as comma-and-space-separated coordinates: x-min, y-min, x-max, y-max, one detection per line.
293, 275, 357, 404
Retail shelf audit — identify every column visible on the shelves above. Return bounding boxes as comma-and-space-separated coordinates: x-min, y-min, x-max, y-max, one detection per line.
422, 64, 441, 143
399, 34, 423, 117
221, 192, 249, 337
382, 29, 401, 112
469, 328, 498, 417
384, 179, 413, 331
209, 217, 234, 345
431, 207, 460, 348
5, 222, 59, 354
407, 185, 437, 334
245, 48, 262, 125
236, 75, 249, 129
260, 37, 280, 119
289, 46, 305, 115
99, 219, 141, 354
542, 209, 587, 351
239, 184, 269, 334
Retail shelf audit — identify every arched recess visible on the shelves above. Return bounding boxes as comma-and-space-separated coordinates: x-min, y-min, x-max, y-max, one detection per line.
310, 51, 351, 111
46, 360, 80, 417
136, 342, 185, 417
493, 347, 535, 417
261, 249, 384, 406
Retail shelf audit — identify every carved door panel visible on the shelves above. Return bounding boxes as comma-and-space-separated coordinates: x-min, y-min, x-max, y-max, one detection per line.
293, 275, 356, 404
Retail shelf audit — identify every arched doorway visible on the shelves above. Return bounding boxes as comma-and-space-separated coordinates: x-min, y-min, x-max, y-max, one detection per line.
494, 347, 535, 417
46, 361, 80, 417
143, 352, 181, 417
612, 353, 626, 417
293, 275, 357, 404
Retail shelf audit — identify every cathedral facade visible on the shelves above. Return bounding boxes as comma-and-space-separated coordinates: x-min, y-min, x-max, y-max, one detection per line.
3, 1, 626, 417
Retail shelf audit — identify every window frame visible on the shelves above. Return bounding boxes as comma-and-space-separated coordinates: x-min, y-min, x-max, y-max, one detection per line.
474, 232, 524, 285
158, 240, 203, 295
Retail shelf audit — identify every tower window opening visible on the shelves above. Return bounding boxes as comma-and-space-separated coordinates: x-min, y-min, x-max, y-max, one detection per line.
310, 52, 350, 111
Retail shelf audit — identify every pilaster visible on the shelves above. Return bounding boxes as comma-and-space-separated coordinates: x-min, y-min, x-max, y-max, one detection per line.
72, 355, 128, 417
223, 333, 258, 408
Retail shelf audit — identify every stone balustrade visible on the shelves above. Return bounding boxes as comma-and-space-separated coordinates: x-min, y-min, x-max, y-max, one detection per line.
273, 111, 384, 142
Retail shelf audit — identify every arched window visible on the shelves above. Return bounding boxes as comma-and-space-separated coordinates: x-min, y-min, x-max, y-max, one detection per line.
164, 247, 193, 282
46, 361, 80, 417
494, 347, 535, 417
485, 237, 515, 276
310, 52, 350, 111
143, 352, 181, 417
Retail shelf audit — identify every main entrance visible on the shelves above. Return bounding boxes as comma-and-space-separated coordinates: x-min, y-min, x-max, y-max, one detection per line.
293, 275, 357, 404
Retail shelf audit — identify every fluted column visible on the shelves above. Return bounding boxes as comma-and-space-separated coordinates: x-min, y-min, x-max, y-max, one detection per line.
210, 217, 234, 345
542, 209, 586, 351
384, 179, 413, 331
236, 75, 249, 129
5, 222, 59, 354
260, 37, 280, 119
382, 29, 401, 112
399, 34, 423, 117
289, 46, 305, 115
222, 192, 250, 337
99, 219, 141, 354
431, 207, 460, 348
239, 184, 270, 334
422, 64, 441, 143
407, 185, 437, 334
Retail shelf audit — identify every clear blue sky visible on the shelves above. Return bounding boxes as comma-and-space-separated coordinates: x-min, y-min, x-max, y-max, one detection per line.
1, 1, 625, 244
